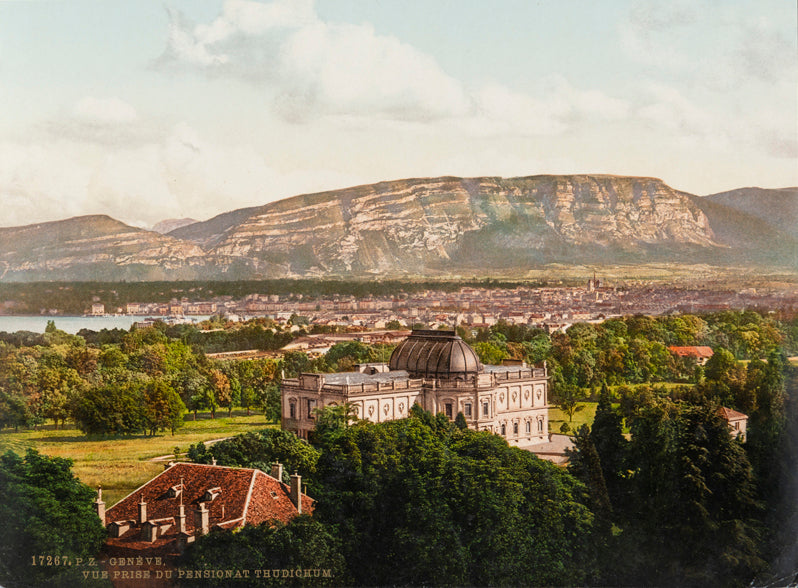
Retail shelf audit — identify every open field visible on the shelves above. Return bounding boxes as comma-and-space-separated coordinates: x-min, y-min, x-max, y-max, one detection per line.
548, 402, 597, 434
0, 412, 276, 506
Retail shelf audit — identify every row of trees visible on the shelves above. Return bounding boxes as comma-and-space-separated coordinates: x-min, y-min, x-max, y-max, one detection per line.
0, 322, 286, 434
0, 321, 399, 434
1, 310, 795, 436
464, 312, 792, 390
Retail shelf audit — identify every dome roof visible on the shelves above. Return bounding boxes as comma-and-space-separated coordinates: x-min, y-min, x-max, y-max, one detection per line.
389, 330, 482, 378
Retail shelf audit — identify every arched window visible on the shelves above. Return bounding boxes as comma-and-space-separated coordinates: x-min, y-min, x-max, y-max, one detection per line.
513, 422, 518, 435
525, 421, 531, 434
501, 423, 506, 436
289, 402, 296, 419
537, 419, 543, 432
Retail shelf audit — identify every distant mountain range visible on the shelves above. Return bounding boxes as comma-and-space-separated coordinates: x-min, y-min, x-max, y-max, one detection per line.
151, 218, 198, 235
0, 175, 795, 281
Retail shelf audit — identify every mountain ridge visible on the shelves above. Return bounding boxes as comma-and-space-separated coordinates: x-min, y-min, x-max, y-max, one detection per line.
1, 175, 796, 281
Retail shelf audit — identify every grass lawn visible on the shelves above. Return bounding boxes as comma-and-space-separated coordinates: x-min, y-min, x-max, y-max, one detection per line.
549, 402, 597, 434
0, 411, 276, 506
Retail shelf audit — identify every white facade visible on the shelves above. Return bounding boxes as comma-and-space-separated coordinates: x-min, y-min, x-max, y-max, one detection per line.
281, 361, 549, 446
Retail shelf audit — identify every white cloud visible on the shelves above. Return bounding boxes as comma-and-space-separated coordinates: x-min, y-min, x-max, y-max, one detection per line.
73, 96, 138, 123
0, 121, 367, 228
276, 21, 471, 122
40, 96, 157, 147
155, 0, 629, 137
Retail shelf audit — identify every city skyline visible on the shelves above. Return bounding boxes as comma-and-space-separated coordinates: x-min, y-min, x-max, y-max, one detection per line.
1, 0, 795, 229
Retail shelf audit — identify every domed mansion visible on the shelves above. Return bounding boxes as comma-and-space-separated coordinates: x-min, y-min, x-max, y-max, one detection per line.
281, 329, 550, 446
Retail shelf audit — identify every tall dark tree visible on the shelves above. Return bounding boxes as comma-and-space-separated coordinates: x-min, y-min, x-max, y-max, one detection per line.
0, 450, 106, 587
619, 400, 765, 586
179, 516, 348, 587
589, 382, 627, 507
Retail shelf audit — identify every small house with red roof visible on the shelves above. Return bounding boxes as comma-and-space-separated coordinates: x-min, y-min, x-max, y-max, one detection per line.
668, 346, 714, 366
718, 407, 748, 441
95, 461, 313, 558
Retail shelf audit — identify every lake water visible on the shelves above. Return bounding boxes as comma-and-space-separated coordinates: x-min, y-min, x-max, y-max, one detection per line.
0, 315, 211, 334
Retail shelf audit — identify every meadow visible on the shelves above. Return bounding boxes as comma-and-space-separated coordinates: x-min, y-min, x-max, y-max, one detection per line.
0, 412, 276, 506
547, 402, 597, 434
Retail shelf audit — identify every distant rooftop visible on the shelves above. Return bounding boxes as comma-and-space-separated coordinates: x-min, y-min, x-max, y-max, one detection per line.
322, 370, 412, 385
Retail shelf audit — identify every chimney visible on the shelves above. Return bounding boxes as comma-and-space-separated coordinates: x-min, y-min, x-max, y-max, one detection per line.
195, 503, 209, 536
138, 496, 147, 525
93, 487, 106, 526
271, 462, 283, 481
177, 504, 187, 534
290, 472, 302, 514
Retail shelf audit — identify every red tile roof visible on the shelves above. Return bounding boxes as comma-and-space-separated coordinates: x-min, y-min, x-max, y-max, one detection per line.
668, 346, 714, 359
718, 406, 748, 422
103, 462, 313, 556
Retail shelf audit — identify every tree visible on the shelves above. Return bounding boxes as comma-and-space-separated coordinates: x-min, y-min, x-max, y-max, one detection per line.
179, 516, 347, 587
0, 389, 32, 431
173, 368, 210, 420
71, 381, 146, 435
310, 403, 361, 446
281, 351, 312, 378
704, 347, 738, 382
324, 341, 378, 371
473, 340, 508, 365
36, 365, 83, 429
312, 409, 596, 586
589, 383, 627, 508
188, 429, 320, 487
568, 424, 612, 531
552, 383, 585, 423
0, 450, 106, 587
142, 379, 186, 436
618, 400, 765, 586
207, 369, 230, 419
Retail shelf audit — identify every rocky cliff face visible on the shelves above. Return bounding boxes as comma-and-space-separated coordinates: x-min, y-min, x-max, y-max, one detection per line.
177, 175, 718, 276
1, 175, 793, 282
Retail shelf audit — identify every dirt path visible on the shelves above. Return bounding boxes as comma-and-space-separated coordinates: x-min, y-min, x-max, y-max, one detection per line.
148, 437, 231, 462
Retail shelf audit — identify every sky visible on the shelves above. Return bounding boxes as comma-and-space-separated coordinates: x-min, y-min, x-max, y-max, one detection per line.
0, 0, 795, 229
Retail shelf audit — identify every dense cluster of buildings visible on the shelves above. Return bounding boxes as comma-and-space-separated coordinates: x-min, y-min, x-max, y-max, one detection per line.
111, 280, 798, 333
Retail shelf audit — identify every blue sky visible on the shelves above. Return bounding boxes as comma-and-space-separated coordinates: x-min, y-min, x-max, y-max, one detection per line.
0, 0, 795, 228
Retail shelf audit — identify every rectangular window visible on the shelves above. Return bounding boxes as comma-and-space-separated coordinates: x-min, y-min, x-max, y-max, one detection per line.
289, 403, 296, 419
482, 402, 489, 417
307, 399, 317, 419
445, 403, 453, 419
464, 403, 472, 417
